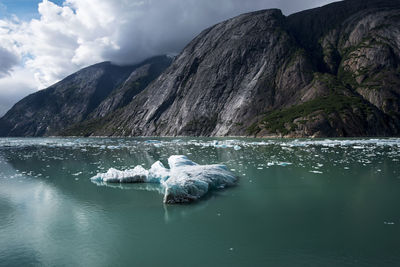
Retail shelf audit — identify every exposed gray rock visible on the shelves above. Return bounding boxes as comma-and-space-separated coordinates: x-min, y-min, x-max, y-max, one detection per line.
88, 9, 314, 136
1, 0, 399, 138
87, 0, 400, 137
0, 56, 172, 137
88, 56, 172, 119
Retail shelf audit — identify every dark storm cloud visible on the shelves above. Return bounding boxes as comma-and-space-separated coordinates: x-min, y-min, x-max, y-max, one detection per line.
0, 47, 18, 78
101, 0, 339, 64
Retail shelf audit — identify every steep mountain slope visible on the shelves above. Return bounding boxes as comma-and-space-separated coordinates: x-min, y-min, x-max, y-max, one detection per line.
1, 0, 399, 138
0, 56, 172, 136
86, 0, 400, 137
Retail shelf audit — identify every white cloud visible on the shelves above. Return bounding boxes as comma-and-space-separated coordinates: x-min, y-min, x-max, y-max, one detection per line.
0, 0, 337, 116
0, 67, 37, 116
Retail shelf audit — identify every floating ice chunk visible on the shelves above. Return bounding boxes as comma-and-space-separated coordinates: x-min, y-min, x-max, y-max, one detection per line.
148, 161, 170, 183
144, 140, 163, 147
210, 140, 243, 150
163, 163, 236, 204
91, 166, 149, 183
214, 144, 228, 148
90, 155, 237, 204
267, 161, 292, 167
384, 221, 395, 225
278, 162, 292, 166
145, 140, 162, 144
168, 155, 198, 168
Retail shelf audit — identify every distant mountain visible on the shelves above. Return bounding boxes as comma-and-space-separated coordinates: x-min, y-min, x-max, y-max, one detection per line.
1, 0, 400, 137
0, 56, 172, 136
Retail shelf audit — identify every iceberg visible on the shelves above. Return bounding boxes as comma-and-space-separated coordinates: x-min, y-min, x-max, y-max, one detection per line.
148, 161, 170, 183
90, 155, 237, 204
168, 155, 198, 168
163, 157, 236, 204
90, 166, 149, 183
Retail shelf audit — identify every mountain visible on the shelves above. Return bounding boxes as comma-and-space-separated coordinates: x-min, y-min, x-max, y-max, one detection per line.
1, 0, 400, 138
0, 56, 172, 137
77, 0, 399, 137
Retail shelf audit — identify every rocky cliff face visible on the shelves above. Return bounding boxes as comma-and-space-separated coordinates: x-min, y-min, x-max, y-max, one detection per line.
0, 56, 172, 136
1, 0, 399, 138
93, 9, 305, 137
84, 0, 400, 137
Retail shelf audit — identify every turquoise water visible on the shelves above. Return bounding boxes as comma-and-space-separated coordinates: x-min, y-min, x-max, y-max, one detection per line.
0, 138, 399, 266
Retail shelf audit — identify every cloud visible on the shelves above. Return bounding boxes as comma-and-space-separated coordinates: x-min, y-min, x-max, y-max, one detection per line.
0, 47, 19, 78
0, 67, 37, 116
0, 0, 337, 116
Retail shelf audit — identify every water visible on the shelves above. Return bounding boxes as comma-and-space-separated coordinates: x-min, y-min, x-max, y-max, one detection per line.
0, 137, 399, 266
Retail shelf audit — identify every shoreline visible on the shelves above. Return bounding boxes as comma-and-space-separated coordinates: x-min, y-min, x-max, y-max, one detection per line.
1, 135, 400, 140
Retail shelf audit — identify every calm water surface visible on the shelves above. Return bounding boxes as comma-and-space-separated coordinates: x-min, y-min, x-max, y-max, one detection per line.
0, 137, 399, 266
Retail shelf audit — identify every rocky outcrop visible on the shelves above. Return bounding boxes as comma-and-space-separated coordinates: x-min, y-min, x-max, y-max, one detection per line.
0, 56, 172, 136
94, 9, 306, 137
1, 0, 399, 138
88, 56, 172, 119
85, 0, 400, 137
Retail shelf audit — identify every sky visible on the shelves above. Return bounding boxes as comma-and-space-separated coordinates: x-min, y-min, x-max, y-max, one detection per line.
0, 0, 337, 116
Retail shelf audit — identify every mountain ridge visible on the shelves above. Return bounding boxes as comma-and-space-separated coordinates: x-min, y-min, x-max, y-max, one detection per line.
1, 0, 400, 137
0, 55, 172, 136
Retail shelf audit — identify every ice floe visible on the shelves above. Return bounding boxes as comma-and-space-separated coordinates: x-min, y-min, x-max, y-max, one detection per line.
90, 155, 237, 204
148, 161, 170, 183
309, 170, 323, 174
90, 166, 149, 183
267, 161, 293, 167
